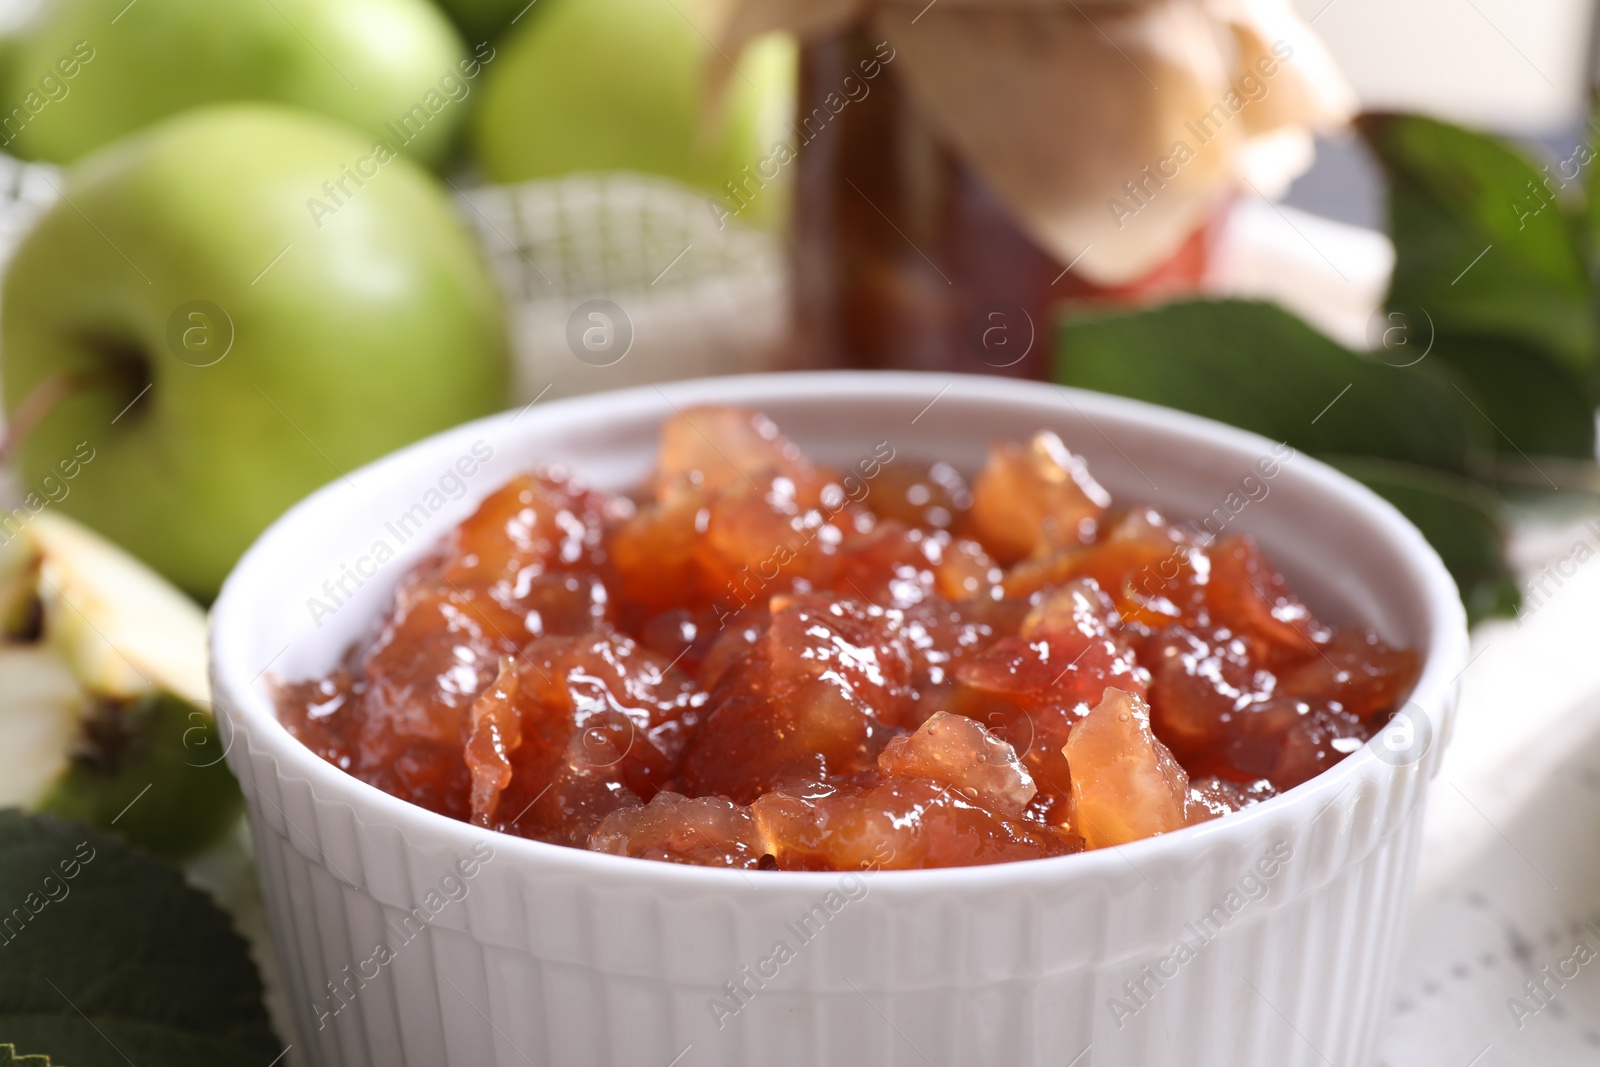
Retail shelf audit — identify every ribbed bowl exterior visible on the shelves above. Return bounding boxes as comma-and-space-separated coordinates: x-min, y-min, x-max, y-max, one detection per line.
213, 373, 1468, 1067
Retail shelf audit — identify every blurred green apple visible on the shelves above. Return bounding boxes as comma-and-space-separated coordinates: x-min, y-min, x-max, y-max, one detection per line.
473, 0, 794, 220
0, 511, 241, 860
432, 0, 536, 46
1, 104, 509, 597
0, 0, 473, 167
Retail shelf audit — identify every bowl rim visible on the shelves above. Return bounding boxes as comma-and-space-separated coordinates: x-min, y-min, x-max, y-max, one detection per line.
211, 370, 1470, 895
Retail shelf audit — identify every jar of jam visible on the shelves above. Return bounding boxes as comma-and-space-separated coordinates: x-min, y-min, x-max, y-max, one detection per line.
791, 29, 1219, 379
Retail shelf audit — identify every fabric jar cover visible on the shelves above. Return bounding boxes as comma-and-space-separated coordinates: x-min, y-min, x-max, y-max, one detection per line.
710, 0, 1356, 284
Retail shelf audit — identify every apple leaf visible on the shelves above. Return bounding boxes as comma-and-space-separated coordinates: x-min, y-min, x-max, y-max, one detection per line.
1433, 336, 1597, 461
1589, 92, 1600, 260
1321, 456, 1518, 625
0, 1046, 55, 1067
1054, 298, 1480, 473
0, 810, 280, 1066
1054, 299, 1519, 623
1359, 112, 1598, 398
1584, 92, 1600, 268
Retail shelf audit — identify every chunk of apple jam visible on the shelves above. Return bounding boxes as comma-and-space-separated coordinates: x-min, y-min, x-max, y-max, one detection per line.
279, 408, 1420, 870
682, 595, 913, 803
866, 460, 973, 531
481, 632, 704, 846
589, 792, 765, 869
877, 711, 1037, 816
949, 579, 1146, 823
1066, 688, 1190, 849
970, 431, 1111, 564
752, 776, 1080, 871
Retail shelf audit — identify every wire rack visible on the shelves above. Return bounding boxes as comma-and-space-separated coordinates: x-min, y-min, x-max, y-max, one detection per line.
456, 171, 790, 402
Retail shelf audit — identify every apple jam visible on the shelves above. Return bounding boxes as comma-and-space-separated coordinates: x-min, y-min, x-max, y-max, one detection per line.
278, 408, 1419, 871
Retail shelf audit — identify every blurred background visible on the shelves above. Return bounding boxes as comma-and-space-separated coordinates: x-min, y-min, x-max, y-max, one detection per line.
1283, 0, 1599, 223
0, 0, 1594, 402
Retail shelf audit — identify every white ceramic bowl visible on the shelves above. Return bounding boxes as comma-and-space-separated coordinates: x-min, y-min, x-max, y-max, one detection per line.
212, 372, 1468, 1067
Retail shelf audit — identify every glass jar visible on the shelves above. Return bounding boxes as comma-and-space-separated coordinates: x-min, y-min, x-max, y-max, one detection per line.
792, 29, 1217, 379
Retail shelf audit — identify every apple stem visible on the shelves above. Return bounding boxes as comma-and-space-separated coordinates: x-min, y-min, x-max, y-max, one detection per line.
0, 370, 112, 466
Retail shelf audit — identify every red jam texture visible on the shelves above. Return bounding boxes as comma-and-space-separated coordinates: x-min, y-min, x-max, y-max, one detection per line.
278, 408, 1419, 870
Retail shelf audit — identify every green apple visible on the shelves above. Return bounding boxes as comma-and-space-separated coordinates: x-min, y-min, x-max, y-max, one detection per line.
1, 104, 509, 597
473, 0, 794, 220
0, 0, 472, 167
0, 647, 84, 811
433, 0, 536, 46
0, 511, 241, 860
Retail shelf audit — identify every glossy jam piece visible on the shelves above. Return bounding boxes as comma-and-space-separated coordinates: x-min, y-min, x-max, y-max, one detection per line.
351, 473, 624, 805
508, 571, 610, 636
866, 460, 973, 531
275, 670, 361, 772
589, 792, 766, 868
613, 407, 855, 621
432, 472, 622, 592
1263, 705, 1368, 787
1202, 536, 1329, 659
834, 522, 998, 607
683, 596, 912, 802
1066, 688, 1190, 849
1010, 517, 1328, 657
633, 606, 712, 672
349, 572, 616, 820
656, 406, 819, 502
752, 775, 1080, 871
363, 571, 609, 750
1142, 624, 1279, 765
1186, 776, 1277, 825
877, 711, 1036, 816
608, 497, 703, 617
464, 657, 523, 825
1203, 630, 1419, 790
360, 586, 524, 744
949, 580, 1147, 819
1141, 618, 1408, 789
970, 432, 1110, 564
764, 596, 913, 718
693, 477, 843, 604
697, 605, 771, 688
1001, 508, 1198, 625
1274, 629, 1421, 722
1020, 578, 1117, 638
483, 632, 704, 846
323, 590, 515, 819
956, 581, 1139, 701
898, 596, 1014, 707
613, 480, 860, 630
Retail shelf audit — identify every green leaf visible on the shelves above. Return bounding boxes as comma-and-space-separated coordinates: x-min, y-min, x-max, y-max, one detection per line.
0, 810, 279, 1066
1055, 298, 1479, 473
1360, 112, 1597, 388
1322, 455, 1519, 625
0, 1045, 56, 1067
1429, 335, 1597, 460
1585, 91, 1600, 280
